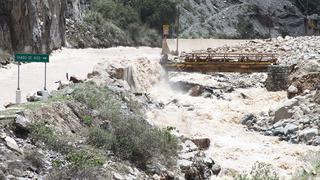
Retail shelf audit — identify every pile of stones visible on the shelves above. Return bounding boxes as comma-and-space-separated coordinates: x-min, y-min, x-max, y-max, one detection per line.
242, 90, 320, 146
212, 36, 320, 66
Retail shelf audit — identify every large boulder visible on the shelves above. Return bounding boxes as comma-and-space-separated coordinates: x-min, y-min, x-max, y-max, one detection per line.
14, 115, 30, 130
273, 99, 299, 121
298, 128, 318, 143
191, 138, 211, 150
241, 113, 257, 127
0, 133, 23, 154
287, 85, 299, 99
283, 123, 299, 135
289, 60, 320, 96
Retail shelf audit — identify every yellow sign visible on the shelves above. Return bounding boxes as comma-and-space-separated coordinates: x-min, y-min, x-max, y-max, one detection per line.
163, 25, 169, 35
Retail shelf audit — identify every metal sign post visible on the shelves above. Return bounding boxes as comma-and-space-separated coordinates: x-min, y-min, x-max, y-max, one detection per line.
176, 6, 180, 55
44, 62, 47, 90
16, 62, 21, 104
14, 54, 49, 104
42, 62, 49, 101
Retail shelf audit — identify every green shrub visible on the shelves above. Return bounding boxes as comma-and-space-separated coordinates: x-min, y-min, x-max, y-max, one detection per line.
0, 173, 5, 180
66, 149, 105, 168
83, 116, 93, 126
127, 23, 160, 47
28, 122, 105, 170
28, 122, 72, 154
132, 0, 177, 31
52, 160, 63, 169
72, 82, 179, 169
91, 0, 118, 20
87, 126, 113, 148
237, 162, 279, 180
72, 82, 122, 121
110, 116, 179, 168
237, 16, 255, 39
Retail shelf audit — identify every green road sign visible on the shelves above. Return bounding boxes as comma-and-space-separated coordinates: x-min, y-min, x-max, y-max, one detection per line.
15, 54, 49, 63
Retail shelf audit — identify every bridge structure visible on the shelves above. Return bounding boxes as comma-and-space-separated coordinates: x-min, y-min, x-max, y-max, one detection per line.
161, 52, 290, 91
162, 52, 278, 73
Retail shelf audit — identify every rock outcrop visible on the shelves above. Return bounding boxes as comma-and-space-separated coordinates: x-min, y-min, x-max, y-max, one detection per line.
180, 0, 306, 38
0, 0, 66, 54
66, 0, 91, 21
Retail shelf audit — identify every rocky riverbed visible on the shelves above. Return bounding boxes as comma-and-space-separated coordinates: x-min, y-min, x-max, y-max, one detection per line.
242, 90, 320, 145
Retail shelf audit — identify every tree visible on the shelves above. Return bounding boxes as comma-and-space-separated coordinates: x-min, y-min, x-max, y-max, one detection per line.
132, 0, 178, 31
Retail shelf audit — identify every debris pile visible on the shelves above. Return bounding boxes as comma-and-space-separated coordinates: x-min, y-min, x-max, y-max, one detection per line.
211, 36, 320, 66
242, 91, 320, 145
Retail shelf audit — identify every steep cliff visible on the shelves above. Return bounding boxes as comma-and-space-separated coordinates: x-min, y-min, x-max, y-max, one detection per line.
0, 0, 66, 56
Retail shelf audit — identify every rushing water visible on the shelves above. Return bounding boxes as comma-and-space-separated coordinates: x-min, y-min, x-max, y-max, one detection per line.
142, 64, 317, 179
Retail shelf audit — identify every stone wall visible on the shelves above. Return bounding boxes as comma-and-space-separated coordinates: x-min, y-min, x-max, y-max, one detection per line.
265, 65, 291, 91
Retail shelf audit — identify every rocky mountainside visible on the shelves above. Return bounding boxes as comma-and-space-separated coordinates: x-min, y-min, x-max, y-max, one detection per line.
180, 0, 305, 38
0, 0, 66, 55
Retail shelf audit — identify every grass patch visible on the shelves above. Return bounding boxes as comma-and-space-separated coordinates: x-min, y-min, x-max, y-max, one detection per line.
87, 126, 113, 149
28, 122, 72, 154
83, 116, 93, 126
13, 90, 72, 112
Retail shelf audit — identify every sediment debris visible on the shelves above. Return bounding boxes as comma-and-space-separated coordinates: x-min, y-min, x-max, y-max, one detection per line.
243, 90, 320, 146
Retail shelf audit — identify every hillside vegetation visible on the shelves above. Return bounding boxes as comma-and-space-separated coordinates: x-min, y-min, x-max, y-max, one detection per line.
67, 0, 317, 46
67, 0, 177, 48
